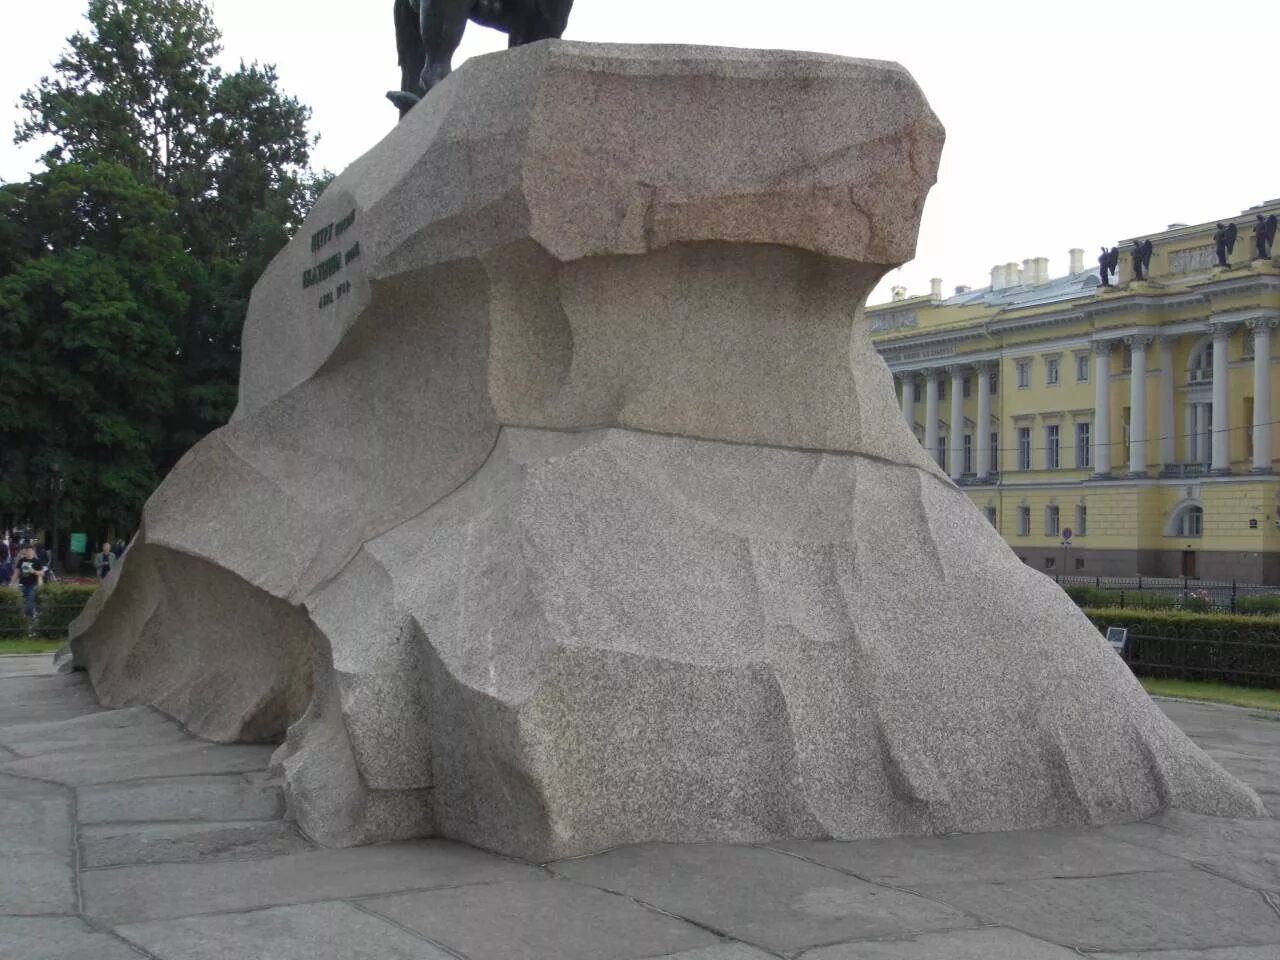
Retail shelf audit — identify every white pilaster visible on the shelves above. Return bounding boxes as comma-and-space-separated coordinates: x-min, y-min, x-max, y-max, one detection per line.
1211, 324, 1231, 474
1158, 336, 1175, 468
1092, 341, 1113, 477
976, 363, 992, 481
1126, 335, 1150, 476
900, 375, 914, 429
1250, 320, 1275, 472
948, 366, 964, 481
924, 371, 940, 465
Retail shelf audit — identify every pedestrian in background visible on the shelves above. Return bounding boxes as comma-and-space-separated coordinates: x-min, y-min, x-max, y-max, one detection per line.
94, 542, 115, 581
10, 544, 46, 621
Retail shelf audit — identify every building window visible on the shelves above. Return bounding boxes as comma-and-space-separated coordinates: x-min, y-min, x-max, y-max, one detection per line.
962, 376, 972, 398
963, 434, 973, 474
990, 433, 999, 473
1076, 354, 1090, 382
1016, 360, 1031, 389
1046, 357, 1060, 386
1076, 422, 1091, 469
1189, 341, 1213, 383
1076, 504, 1087, 537
985, 506, 997, 526
1018, 506, 1031, 536
1121, 345, 1133, 372
1017, 427, 1032, 470
937, 437, 946, 470
938, 379, 946, 401
1046, 505, 1060, 537
990, 371, 999, 395
1044, 556, 1056, 570
1175, 505, 1204, 538
1243, 330, 1256, 360
1046, 424, 1061, 469
1075, 557, 1086, 570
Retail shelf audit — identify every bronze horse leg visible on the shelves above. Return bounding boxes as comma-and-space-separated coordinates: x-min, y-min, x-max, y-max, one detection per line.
419, 0, 473, 95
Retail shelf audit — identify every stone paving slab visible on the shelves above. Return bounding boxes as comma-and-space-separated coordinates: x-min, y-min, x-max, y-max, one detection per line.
365, 878, 722, 960
1091, 947, 1280, 959
1102, 809, 1280, 894
1, 739, 276, 785
0, 774, 76, 916
0, 706, 191, 755
798, 927, 1086, 959
3, 657, 1280, 960
0, 916, 145, 960
81, 841, 547, 924
551, 843, 977, 953
115, 902, 457, 960
774, 825, 1191, 886
80, 819, 313, 867
77, 773, 285, 824
0, 655, 58, 679
914, 870, 1280, 953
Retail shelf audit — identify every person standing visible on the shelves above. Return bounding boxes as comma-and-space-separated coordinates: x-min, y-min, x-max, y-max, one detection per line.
94, 542, 115, 581
10, 544, 46, 621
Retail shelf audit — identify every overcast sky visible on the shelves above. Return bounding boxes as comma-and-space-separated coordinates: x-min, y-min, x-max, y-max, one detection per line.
4, 0, 1278, 303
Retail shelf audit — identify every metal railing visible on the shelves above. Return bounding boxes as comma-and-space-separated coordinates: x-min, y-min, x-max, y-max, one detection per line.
1114, 631, 1280, 689
1056, 574, 1280, 615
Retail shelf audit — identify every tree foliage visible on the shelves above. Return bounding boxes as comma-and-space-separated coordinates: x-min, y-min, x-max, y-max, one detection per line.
1, 0, 324, 544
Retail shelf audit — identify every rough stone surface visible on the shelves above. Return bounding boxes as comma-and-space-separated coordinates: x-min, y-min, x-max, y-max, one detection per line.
67, 41, 1264, 861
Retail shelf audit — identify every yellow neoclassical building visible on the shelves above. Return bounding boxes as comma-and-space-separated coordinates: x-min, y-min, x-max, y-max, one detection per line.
870, 199, 1280, 583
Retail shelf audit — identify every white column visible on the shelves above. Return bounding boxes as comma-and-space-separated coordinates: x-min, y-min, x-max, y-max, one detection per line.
948, 366, 964, 481
976, 363, 992, 481
1251, 320, 1274, 472
1211, 324, 1231, 474
900, 375, 914, 429
1158, 335, 1176, 468
1092, 341, 1113, 477
1127, 335, 1150, 476
924, 371, 940, 465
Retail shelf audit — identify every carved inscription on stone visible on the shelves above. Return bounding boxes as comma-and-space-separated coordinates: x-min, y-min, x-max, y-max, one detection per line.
302, 209, 361, 310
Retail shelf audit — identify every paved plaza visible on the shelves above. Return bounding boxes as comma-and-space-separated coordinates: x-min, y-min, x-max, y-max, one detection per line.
1, 653, 1278, 960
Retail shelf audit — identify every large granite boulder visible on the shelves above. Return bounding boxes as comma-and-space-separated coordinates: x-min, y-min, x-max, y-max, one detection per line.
70, 41, 1266, 862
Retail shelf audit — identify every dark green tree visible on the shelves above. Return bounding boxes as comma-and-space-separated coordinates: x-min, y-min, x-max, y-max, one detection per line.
0, 163, 186, 536
5, 0, 325, 542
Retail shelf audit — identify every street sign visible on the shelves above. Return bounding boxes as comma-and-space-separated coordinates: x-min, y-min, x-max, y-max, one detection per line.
1105, 626, 1128, 656
1061, 528, 1073, 542
69, 532, 87, 554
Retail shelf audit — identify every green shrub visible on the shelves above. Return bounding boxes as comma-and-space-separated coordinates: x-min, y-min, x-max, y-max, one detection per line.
1123, 590, 1180, 610
34, 584, 98, 641
1235, 595, 1280, 616
1065, 586, 1116, 608
0, 587, 25, 640
1083, 607, 1280, 689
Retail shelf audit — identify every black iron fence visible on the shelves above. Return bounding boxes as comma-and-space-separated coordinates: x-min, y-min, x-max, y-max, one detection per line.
1056, 574, 1280, 615
1117, 631, 1280, 688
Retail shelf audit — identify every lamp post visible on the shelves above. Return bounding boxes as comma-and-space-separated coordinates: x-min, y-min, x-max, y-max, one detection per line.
48, 464, 63, 573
